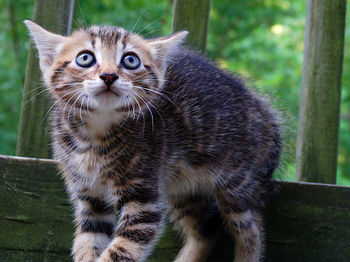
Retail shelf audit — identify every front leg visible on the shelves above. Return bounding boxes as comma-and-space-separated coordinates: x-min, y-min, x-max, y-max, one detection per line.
72, 195, 116, 262
98, 184, 164, 262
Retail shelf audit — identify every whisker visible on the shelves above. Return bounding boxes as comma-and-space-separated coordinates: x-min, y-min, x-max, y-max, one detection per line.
119, 102, 131, 129
158, 79, 176, 84
132, 72, 151, 81
136, 16, 162, 36
77, 0, 87, 27
129, 95, 136, 120
23, 88, 49, 105
63, 92, 81, 124
41, 89, 80, 123
80, 96, 86, 127
134, 85, 178, 109
72, 93, 85, 122
130, 91, 145, 132
130, 8, 147, 33
56, 6, 81, 30
130, 91, 142, 121
140, 29, 159, 38
87, 96, 91, 115
133, 91, 154, 132
21, 85, 46, 97
141, 95, 165, 128
53, 82, 82, 89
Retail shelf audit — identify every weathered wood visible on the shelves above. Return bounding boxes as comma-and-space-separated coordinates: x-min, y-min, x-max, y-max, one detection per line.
16, 0, 75, 159
296, 0, 346, 183
1, 155, 350, 261
171, 0, 210, 52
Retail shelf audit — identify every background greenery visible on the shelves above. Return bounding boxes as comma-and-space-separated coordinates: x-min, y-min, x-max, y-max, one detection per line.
0, 0, 349, 185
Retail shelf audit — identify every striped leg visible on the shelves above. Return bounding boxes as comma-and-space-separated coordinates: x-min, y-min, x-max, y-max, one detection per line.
228, 210, 263, 262
97, 185, 164, 262
216, 190, 264, 262
169, 194, 221, 262
72, 196, 116, 262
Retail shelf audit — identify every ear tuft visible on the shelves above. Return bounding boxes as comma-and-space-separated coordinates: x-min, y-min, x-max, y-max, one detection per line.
147, 30, 188, 61
24, 20, 65, 71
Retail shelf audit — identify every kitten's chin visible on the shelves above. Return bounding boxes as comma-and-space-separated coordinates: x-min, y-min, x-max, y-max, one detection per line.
92, 94, 128, 111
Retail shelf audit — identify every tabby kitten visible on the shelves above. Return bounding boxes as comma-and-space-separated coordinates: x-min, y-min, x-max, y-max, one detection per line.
25, 20, 281, 262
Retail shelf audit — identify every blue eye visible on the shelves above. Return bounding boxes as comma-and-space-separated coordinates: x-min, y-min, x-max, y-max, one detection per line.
76, 52, 95, 68
122, 54, 140, 70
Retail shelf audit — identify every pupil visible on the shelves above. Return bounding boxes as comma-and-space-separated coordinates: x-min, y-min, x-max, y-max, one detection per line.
83, 55, 88, 61
128, 57, 134, 63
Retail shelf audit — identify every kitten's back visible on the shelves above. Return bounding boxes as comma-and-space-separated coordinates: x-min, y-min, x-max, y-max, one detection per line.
164, 48, 281, 182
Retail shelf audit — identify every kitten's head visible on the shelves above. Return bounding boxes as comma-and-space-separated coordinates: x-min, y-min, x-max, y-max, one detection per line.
25, 20, 187, 113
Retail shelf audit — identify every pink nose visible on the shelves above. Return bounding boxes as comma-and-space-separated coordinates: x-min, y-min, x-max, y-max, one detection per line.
100, 73, 118, 86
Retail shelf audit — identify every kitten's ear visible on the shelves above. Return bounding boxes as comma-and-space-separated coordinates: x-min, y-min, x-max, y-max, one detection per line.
147, 30, 188, 61
24, 20, 65, 71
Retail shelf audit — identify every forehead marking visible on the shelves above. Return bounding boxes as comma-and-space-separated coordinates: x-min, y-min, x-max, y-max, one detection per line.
94, 38, 103, 67
116, 32, 127, 66
97, 27, 121, 46
86, 27, 135, 71
122, 31, 130, 49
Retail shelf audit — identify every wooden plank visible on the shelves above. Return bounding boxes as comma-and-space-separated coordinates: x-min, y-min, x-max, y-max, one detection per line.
16, 0, 75, 158
296, 0, 347, 183
264, 182, 350, 262
1, 155, 350, 261
0, 156, 72, 261
171, 0, 210, 52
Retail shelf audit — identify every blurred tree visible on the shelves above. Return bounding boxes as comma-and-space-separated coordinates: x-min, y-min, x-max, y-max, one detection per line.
8, 1, 20, 63
296, 0, 346, 184
172, 0, 210, 52
16, 0, 75, 158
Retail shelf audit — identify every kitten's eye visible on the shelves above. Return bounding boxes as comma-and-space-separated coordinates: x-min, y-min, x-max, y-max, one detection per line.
76, 52, 96, 68
122, 54, 140, 70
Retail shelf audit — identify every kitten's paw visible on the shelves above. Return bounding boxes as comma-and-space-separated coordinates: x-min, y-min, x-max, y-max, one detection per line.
73, 246, 100, 262
96, 252, 112, 262
73, 250, 98, 262
97, 249, 133, 262
73, 233, 110, 262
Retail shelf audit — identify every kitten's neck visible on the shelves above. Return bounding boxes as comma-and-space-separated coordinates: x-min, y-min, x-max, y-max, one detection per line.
84, 110, 126, 138
56, 107, 131, 139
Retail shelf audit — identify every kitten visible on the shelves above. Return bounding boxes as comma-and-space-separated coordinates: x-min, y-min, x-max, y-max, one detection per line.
25, 20, 281, 262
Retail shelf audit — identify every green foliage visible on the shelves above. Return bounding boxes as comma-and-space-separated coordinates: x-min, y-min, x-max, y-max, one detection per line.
0, 0, 32, 155
73, 0, 172, 38
0, 0, 349, 185
208, 0, 306, 181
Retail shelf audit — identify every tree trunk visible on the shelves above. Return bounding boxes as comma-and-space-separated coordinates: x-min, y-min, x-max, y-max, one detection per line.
16, 0, 75, 158
171, 0, 210, 52
296, 0, 346, 183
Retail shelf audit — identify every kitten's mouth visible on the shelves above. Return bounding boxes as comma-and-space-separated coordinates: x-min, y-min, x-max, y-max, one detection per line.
95, 86, 120, 97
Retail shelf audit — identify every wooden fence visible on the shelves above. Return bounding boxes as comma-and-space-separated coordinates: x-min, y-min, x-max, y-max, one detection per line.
1, 0, 349, 261
2, 155, 350, 261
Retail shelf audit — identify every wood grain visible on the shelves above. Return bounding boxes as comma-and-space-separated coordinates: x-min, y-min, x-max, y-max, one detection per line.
296, 0, 347, 183
1, 155, 349, 261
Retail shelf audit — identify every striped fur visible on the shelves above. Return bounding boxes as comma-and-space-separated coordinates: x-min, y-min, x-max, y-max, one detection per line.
26, 21, 282, 262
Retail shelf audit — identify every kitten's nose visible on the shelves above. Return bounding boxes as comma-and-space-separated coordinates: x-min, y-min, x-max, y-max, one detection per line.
100, 73, 118, 87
